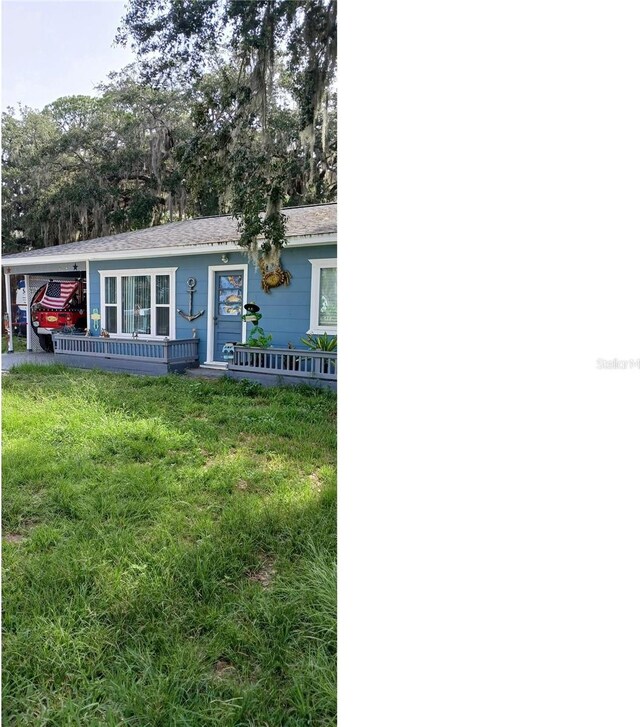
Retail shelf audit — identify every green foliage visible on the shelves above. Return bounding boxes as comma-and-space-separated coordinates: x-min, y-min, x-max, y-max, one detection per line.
2, 2, 337, 260
300, 332, 337, 352
117, 0, 337, 264
2, 80, 194, 253
2, 367, 336, 725
237, 378, 264, 397
245, 325, 273, 349
1, 335, 27, 354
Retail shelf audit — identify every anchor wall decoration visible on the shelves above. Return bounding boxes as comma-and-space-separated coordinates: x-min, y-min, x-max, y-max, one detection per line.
178, 277, 206, 322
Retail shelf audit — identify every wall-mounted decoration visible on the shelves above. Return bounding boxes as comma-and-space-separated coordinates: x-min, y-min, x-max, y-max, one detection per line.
178, 277, 206, 322
242, 302, 262, 324
91, 308, 101, 331
258, 259, 292, 294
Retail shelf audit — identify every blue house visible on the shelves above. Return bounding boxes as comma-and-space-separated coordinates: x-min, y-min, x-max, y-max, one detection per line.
2, 203, 337, 385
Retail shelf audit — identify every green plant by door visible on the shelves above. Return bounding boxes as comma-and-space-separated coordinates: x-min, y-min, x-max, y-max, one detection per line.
246, 326, 273, 348
300, 333, 337, 351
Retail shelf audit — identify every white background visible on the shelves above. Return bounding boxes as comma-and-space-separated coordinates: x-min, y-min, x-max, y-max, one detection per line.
338, 2, 640, 725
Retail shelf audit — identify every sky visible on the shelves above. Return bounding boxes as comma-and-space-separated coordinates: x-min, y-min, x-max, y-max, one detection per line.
1, 0, 136, 112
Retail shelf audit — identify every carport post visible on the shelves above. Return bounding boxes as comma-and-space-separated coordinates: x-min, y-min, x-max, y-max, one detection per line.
24, 274, 33, 351
4, 271, 14, 353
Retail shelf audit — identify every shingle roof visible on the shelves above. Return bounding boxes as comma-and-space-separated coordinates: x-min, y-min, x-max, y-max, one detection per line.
2, 203, 336, 262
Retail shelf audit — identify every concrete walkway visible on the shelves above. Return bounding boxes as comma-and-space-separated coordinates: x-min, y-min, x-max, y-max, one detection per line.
1, 351, 57, 372
185, 366, 229, 380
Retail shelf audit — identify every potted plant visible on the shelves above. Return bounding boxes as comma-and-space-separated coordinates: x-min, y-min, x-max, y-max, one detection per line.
300, 332, 337, 352
300, 333, 337, 373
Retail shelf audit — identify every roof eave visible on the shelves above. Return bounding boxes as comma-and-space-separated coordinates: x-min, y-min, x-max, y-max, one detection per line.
2, 231, 337, 268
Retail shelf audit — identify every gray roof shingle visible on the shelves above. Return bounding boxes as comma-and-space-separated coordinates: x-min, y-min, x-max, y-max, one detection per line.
2, 203, 336, 261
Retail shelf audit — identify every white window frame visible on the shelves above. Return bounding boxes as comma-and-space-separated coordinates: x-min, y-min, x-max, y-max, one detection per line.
308, 258, 337, 335
98, 267, 177, 339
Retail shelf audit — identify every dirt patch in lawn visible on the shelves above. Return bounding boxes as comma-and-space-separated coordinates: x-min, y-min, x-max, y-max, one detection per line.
200, 449, 214, 465
3, 519, 39, 544
247, 555, 276, 588
309, 470, 323, 492
3, 533, 26, 544
213, 658, 236, 677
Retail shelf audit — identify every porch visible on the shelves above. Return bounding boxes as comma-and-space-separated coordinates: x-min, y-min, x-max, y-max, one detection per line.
224, 345, 337, 390
52, 334, 200, 375
1, 340, 336, 390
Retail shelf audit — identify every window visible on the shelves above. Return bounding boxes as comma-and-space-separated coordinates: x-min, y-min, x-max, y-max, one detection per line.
99, 268, 176, 338
308, 258, 337, 334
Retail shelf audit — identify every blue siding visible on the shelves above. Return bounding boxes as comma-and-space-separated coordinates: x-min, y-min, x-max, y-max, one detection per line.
88, 244, 336, 363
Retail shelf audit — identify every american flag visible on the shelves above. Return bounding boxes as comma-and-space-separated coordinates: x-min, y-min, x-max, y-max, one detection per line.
41, 280, 79, 309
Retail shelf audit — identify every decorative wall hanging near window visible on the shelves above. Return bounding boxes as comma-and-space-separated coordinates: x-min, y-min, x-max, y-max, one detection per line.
258, 258, 292, 294
178, 277, 205, 322
91, 308, 101, 331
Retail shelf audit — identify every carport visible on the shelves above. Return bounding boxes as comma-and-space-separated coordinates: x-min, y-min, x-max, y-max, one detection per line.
3, 261, 87, 354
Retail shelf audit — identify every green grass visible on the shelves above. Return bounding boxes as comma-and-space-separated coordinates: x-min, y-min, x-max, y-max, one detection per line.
2, 334, 27, 353
2, 366, 337, 726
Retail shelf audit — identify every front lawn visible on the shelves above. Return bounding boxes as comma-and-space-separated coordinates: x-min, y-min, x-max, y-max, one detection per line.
2, 366, 337, 725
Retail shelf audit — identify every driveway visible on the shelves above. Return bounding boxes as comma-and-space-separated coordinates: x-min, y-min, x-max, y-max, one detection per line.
1, 351, 57, 372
